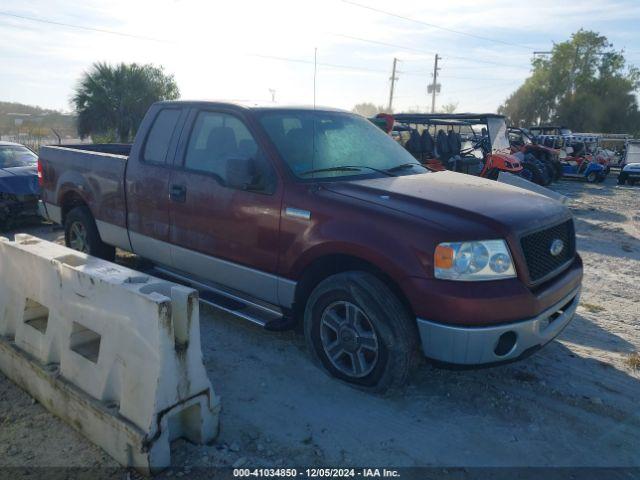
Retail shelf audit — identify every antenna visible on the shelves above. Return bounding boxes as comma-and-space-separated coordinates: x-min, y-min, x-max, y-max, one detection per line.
313, 47, 318, 109
312, 47, 318, 176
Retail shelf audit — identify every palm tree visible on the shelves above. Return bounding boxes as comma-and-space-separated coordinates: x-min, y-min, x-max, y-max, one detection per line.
72, 62, 180, 143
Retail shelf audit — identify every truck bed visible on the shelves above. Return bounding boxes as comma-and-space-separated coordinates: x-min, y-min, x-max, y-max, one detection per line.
39, 144, 131, 232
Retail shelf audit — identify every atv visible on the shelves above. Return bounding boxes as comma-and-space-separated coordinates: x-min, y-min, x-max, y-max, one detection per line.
508, 127, 562, 182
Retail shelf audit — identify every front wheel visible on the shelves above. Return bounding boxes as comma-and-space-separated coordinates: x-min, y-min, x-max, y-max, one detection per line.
304, 271, 418, 393
586, 172, 598, 183
64, 206, 115, 261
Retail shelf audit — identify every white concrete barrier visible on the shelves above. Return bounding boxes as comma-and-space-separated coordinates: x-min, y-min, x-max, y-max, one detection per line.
498, 171, 569, 204
0, 234, 220, 474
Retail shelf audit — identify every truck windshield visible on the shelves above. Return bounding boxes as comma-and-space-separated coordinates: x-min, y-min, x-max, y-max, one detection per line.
0, 145, 37, 168
258, 111, 425, 179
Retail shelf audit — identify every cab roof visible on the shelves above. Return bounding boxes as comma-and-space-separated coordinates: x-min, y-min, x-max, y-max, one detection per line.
153, 100, 349, 114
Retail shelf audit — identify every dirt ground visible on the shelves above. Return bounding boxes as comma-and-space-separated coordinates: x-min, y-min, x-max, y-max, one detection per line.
0, 176, 638, 475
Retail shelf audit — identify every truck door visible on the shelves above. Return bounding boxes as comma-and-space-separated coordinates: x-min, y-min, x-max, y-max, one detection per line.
126, 106, 186, 265
167, 108, 283, 305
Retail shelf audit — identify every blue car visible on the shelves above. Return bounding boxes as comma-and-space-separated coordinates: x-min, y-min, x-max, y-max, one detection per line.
0, 141, 41, 230
560, 157, 606, 183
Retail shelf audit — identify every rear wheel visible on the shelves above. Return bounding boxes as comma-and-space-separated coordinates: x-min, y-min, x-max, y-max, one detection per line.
64, 206, 115, 261
538, 162, 553, 186
484, 168, 500, 180
521, 163, 544, 184
304, 271, 418, 393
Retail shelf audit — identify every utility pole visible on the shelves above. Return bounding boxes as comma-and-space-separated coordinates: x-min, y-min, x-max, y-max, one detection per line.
430, 54, 441, 113
387, 57, 398, 111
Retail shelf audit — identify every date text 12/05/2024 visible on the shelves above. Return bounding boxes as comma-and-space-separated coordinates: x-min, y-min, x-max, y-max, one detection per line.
233, 468, 401, 478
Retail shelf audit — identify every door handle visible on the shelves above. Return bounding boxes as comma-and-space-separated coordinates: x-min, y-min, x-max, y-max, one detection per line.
170, 184, 186, 202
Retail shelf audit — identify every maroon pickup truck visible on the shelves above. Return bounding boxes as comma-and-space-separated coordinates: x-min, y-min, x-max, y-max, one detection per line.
39, 101, 582, 391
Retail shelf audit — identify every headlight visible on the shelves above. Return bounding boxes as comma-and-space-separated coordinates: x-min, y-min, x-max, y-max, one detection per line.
434, 240, 516, 281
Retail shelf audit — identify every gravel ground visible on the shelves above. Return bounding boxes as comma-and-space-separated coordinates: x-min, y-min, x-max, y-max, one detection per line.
0, 176, 638, 474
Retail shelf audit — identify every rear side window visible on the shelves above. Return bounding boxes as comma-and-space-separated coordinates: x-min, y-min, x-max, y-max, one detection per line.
142, 109, 181, 164
184, 111, 258, 179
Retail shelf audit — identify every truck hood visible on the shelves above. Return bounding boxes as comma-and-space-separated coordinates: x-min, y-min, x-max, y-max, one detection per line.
0, 165, 40, 196
324, 171, 570, 236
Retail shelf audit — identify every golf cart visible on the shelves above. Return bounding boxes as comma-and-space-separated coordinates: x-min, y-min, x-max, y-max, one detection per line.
618, 139, 640, 186
528, 125, 573, 150
570, 134, 610, 174
560, 134, 608, 182
508, 127, 562, 182
387, 113, 527, 181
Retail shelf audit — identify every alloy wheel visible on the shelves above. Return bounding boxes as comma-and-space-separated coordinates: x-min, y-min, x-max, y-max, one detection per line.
320, 301, 379, 378
69, 221, 89, 253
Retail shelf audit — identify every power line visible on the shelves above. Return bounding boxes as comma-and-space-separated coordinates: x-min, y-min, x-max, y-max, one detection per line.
0, 10, 168, 43
341, 0, 536, 51
250, 53, 392, 74
443, 79, 522, 96
334, 33, 532, 70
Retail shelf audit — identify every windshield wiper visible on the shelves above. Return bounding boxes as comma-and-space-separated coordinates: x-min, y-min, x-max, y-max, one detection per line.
299, 165, 396, 177
384, 162, 424, 173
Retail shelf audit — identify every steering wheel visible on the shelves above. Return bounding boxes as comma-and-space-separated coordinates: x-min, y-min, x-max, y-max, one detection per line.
460, 138, 486, 156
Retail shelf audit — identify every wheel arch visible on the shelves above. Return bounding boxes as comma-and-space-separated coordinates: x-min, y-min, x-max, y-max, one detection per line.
59, 189, 91, 224
292, 253, 415, 323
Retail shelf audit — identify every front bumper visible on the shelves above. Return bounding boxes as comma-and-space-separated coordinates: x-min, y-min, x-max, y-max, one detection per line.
416, 286, 581, 365
0, 194, 40, 222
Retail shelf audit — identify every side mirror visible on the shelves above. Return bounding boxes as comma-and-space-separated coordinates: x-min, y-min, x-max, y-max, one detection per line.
225, 157, 264, 192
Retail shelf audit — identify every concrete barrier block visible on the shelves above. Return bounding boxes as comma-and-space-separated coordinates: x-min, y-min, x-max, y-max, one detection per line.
0, 235, 220, 473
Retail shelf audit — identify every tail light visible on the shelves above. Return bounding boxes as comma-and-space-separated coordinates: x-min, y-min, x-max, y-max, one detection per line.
37, 159, 44, 186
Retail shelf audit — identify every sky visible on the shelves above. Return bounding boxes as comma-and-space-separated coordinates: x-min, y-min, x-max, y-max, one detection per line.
1, 0, 640, 114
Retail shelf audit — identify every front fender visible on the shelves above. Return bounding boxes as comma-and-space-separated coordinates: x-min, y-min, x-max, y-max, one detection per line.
287, 215, 432, 285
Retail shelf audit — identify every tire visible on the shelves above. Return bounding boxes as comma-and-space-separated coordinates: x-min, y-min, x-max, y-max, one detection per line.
485, 168, 500, 180
64, 206, 115, 261
521, 163, 544, 185
553, 161, 563, 180
618, 174, 627, 185
537, 161, 553, 186
586, 172, 598, 183
303, 271, 418, 393
519, 166, 533, 182
630, 179, 637, 186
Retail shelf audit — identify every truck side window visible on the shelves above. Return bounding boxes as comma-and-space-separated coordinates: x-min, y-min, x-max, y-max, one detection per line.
142, 109, 181, 164
184, 111, 271, 189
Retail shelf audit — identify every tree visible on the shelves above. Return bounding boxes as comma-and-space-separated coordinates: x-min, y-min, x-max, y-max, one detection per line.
498, 30, 640, 134
439, 102, 458, 114
352, 102, 388, 117
72, 62, 180, 142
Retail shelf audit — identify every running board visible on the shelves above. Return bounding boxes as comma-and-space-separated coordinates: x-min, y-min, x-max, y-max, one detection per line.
150, 266, 294, 331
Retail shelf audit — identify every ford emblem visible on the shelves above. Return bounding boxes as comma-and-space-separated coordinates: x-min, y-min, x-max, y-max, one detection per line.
550, 239, 564, 257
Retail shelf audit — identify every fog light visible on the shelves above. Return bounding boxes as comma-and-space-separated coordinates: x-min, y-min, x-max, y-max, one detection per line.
494, 331, 517, 356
